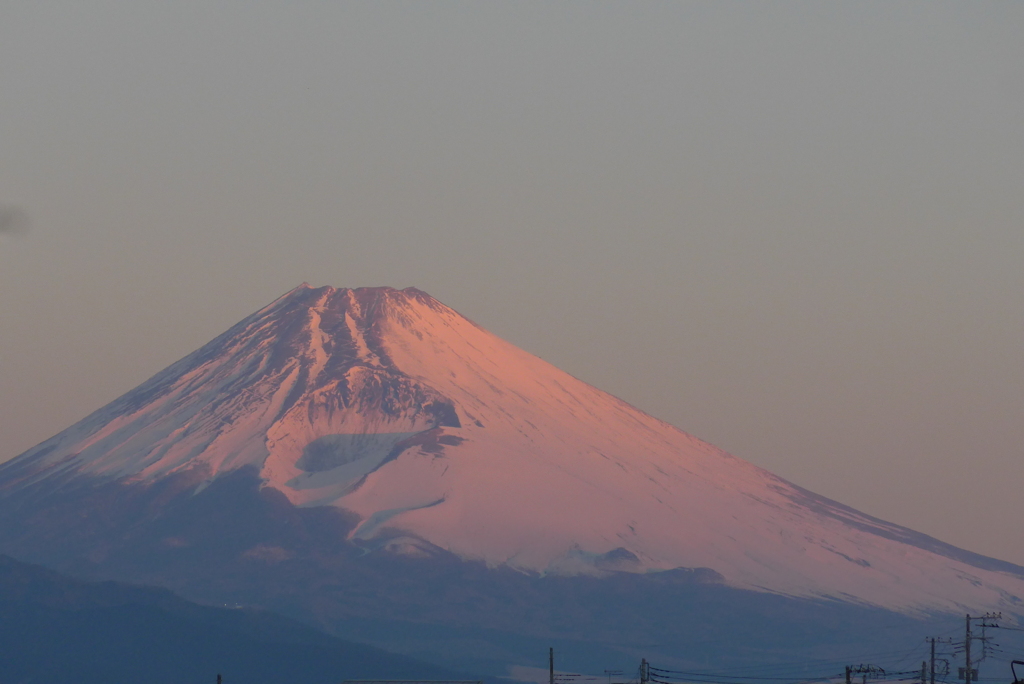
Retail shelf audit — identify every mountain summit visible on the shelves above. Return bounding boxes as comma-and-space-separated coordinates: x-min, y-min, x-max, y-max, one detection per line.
3, 284, 1023, 620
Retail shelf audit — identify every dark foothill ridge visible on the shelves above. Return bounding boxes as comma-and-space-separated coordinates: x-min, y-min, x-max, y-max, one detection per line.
0, 554, 484, 684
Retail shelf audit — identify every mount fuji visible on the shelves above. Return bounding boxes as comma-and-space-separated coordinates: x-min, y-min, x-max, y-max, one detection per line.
1, 284, 1021, 674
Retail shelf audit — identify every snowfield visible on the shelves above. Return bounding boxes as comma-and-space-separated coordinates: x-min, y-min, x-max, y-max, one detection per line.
6, 284, 1024, 617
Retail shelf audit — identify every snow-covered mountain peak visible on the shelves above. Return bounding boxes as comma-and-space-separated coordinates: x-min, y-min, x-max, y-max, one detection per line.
4, 284, 1024, 617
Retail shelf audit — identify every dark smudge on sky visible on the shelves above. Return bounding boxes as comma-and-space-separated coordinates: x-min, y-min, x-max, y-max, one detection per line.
0, 205, 29, 235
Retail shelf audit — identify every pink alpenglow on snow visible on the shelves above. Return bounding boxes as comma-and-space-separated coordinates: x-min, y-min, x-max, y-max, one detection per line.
9, 284, 1024, 616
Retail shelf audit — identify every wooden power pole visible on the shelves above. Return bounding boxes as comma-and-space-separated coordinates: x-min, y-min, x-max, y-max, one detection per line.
965, 614, 973, 684
930, 637, 936, 684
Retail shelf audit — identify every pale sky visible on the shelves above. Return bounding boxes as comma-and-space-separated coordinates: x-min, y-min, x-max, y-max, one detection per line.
1, 2, 1022, 564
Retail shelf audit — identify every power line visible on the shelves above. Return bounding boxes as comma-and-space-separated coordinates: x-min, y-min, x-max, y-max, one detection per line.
650, 666, 846, 681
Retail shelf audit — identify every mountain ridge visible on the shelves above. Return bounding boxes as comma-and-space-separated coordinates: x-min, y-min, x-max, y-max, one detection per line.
0, 552, 485, 684
2, 283, 1023, 618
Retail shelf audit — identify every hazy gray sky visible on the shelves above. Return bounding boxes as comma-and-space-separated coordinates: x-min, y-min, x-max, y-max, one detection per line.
2, 2, 1022, 563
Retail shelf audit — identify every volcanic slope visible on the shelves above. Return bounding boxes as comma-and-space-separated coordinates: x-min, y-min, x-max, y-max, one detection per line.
2, 284, 1023, 617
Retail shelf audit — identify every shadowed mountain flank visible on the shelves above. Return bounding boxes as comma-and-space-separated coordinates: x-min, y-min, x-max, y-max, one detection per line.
0, 469, 948, 676
0, 554, 481, 684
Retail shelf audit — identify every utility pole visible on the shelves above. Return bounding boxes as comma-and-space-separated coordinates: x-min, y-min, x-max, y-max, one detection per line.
549, 648, 554, 684
604, 669, 623, 684
965, 615, 972, 684
927, 635, 954, 684
846, 663, 884, 684
921, 661, 927, 684
962, 612, 1002, 684
930, 638, 936, 684
641, 659, 648, 684
962, 610, 1003, 684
